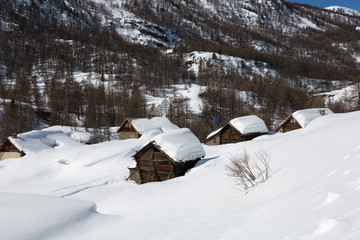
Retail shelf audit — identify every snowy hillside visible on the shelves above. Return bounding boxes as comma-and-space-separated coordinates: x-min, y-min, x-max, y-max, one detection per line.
326, 6, 360, 16
1, 111, 360, 239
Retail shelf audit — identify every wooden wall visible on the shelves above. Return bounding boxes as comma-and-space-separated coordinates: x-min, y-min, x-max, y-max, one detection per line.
118, 120, 140, 140
0, 140, 24, 161
204, 134, 220, 145
277, 116, 302, 133
220, 125, 241, 144
134, 144, 199, 184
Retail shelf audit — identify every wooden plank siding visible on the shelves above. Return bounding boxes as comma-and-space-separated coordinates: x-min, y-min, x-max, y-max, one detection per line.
275, 116, 302, 133
132, 142, 200, 184
204, 124, 266, 145
117, 118, 141, 140
0, 138, 25, 161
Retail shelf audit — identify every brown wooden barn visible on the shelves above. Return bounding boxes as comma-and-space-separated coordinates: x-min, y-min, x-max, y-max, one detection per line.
117, 117, 178, 140
0, 137, 25, 161
203, 115, 268, 145
274, 108, 334, 133
128, 128, 205, 184
117, 118, 141, 140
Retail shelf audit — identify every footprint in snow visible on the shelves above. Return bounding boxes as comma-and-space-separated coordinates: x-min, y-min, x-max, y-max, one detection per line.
323, 192, 341, 206
58, 159, 71, 165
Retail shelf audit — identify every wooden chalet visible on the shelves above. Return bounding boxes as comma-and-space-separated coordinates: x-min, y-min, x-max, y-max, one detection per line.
117, 117, 178, 140
204, 115, 269, 145
128, 128, 205, 184
275, 108, 334, 133
117, 118, 141, 140
0, 136, 25, 161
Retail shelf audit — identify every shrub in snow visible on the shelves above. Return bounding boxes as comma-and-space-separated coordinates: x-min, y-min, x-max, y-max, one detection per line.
226, 150, 271, 190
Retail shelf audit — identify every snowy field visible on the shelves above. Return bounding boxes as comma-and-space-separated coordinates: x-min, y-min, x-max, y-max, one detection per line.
1, 111, 360, 239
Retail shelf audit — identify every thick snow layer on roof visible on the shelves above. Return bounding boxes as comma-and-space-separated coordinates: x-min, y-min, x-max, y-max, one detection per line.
8, 128, 82, 155
292, 108, 334, 128
206, 127, 223, 140
131, 117, 178, 135
150, 128, 205, 162
230, 115, 269, 134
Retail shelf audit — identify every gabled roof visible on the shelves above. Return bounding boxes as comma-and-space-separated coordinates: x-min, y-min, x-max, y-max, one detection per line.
2, 129, 82, 155
118, 117, 179, 135
206, 115, 269, 140
275, 108, 334, 131
0, 138, 21, 152
292, 108, 334, 128
137, 128, 205, 162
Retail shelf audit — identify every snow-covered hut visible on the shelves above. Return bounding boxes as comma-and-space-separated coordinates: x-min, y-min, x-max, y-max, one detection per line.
204, 115, 269, 145
0, 135, 25, 161
117, 117, 178, 140
129, 128, 205, 184
274, 108, 334, 133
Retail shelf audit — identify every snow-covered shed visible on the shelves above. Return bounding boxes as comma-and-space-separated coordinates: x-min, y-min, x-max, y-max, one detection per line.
203, 115, 269, 145
0, 136, 25, 161
274, 108, 334, 133
117, 117, 178, 140
129, 128, 205, 184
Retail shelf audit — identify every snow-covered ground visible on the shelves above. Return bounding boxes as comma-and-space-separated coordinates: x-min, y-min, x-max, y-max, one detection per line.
1, 110, 360, 239
326, 6, 360, 17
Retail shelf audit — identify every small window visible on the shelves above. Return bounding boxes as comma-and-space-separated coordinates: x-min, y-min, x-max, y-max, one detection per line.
212, 138, 216, 143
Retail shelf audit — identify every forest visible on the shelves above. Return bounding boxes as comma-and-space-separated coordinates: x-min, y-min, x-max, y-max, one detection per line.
1, 0, 360, 141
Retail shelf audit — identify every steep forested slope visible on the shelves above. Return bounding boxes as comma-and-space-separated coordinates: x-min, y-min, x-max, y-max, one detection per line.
1, 0, 360, 139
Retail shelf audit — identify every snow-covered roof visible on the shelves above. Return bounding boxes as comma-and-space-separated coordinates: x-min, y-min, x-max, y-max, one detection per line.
131, 117, 179, 135
292, 108, 334, 128
229, 115, 269, 134
7, 129, 82, 155
148, 128, 205, 162
206, 127, 223, 140
206, 115, 268, 140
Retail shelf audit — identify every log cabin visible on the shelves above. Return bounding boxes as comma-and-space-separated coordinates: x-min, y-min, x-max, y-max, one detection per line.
274, 108, 334, 133
0, 136, 25, 161
203, 115, 269, 145
129, 128, 205, 184
117, 117, 178, 140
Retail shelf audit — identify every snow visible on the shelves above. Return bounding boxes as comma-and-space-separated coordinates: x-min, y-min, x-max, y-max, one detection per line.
315, 83, 359, 110
146, 84, 207, 115
131, 117, 178, 135
8, 128, 82, 155
1, 111, 360, 238
229, 115, 269, 134
206, 127, 222, 139
292, 108, 334, 128
185, 51, 276, 78
149, 128, 205, 162
326, 6, 360, 17
0, 193, 99, 240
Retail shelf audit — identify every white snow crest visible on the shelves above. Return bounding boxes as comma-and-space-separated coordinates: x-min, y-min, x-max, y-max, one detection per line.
151, 128, 205, 162
131, 117, 178, 135
292, 108, 334, 128
229, 115, 269, 134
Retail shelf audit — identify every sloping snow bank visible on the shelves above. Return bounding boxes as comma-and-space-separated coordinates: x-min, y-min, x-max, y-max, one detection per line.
0, 193, 97, 240
292, 108, 333, 128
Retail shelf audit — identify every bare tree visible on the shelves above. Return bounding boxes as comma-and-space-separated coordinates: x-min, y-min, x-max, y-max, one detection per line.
226, 150, 271, 190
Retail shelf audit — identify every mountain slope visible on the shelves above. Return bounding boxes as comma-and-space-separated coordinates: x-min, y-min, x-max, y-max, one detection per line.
0, 111, 360, 239
326, 6, 360, 17
1, 0, 360, 138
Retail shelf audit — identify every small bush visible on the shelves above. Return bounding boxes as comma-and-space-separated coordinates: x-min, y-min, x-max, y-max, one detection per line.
226, 150, 271, 190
